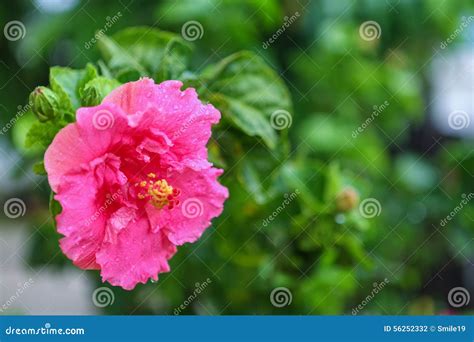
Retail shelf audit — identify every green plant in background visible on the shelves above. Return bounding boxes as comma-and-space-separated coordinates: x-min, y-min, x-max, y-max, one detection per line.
0, 0, 472, 315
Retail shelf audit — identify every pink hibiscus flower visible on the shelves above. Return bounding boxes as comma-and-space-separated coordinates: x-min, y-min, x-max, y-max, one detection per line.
44, 78, 228, 290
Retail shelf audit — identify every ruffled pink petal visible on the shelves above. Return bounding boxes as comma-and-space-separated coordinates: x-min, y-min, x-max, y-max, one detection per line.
104, 206, 136, 244
103, 78, 220, 171
55, 171, 105, 269
102, 77, 160, 115
54, 151, 129, 270
45, 103, 129, 192
96, 215, 176, 290
147, 167, 228, 245
44, 124, 93, 193
139, 107, 214, 171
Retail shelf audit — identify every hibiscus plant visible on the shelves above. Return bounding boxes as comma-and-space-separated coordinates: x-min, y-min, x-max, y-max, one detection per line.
25, 27, 300, 290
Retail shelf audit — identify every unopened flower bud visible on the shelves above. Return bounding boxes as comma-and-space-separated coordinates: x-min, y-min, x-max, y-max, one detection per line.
30, 86, 60, 122
82, 83, 102, 106
82, 77, 121, 107
336, 187, 359, 212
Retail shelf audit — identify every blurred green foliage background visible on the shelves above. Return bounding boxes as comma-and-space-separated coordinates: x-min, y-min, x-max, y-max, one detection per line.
0, 0, 473, 315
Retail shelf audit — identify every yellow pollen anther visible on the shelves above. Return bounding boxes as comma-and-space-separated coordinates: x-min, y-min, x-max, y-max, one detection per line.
135, 175, 181, 209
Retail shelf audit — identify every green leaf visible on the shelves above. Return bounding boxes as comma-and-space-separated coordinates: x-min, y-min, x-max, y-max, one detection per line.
240, 159, 268, 204
97, 27, 192, 82
49, 63, 98, 114
200, 51, 292, 149
33, 161, 46, 175
49, 191, 62, 228
156, 37, 194, 81
280, 160, 323, 212
25, 121, 63, 150
209, 93, 278, 149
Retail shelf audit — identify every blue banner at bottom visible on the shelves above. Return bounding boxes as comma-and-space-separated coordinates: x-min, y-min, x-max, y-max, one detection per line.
0, 316, 472, 341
